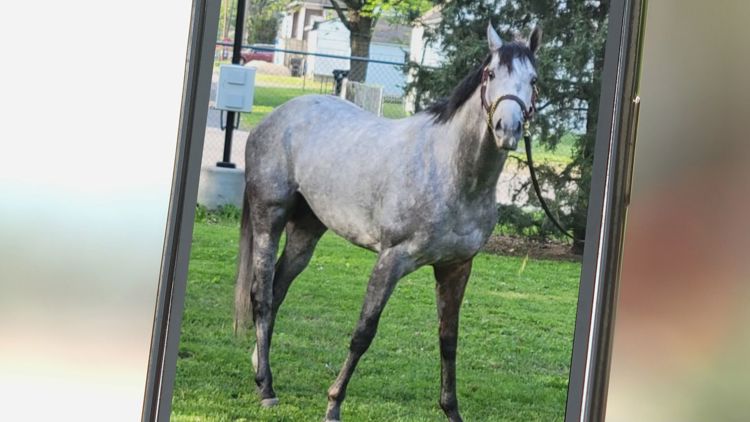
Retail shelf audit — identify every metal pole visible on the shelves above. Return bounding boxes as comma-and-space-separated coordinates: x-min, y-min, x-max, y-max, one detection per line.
217, 0, 246, 169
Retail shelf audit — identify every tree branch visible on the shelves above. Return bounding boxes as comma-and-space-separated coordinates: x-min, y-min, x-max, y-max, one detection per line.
536, 101, 553, 112
342, 0, 362, 10
330, 0, 352, 31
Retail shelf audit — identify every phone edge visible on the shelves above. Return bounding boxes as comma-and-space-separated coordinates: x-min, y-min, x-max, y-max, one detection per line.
141, 1, 221, 421
564, 1, 648, 421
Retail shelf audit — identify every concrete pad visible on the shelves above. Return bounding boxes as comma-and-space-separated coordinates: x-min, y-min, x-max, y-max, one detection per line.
197, 166, 244, 210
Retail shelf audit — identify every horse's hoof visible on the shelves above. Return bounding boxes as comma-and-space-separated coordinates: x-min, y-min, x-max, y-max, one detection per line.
260, 397, 279, 408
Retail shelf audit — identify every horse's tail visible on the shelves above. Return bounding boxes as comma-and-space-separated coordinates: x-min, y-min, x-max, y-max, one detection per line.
233, 187, 253, 337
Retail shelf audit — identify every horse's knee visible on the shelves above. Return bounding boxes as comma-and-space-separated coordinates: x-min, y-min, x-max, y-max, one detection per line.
327, 385, 344, 403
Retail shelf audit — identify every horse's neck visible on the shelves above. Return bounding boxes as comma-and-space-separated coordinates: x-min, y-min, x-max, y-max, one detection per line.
438, 90, 507, 196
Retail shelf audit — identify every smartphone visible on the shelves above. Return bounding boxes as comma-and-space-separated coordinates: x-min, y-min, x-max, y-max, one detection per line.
0, 0, 647, 420
143, 1, 649, 421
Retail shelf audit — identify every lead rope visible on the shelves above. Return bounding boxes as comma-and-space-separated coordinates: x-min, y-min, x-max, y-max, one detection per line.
522, 131, 580, 242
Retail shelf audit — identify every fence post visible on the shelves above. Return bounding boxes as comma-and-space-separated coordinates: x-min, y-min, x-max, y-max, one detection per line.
217, 0, 246, 169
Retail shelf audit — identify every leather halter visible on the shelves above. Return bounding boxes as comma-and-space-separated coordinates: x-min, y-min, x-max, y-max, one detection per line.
479, 66, 580, 242
480, 67, 537, 139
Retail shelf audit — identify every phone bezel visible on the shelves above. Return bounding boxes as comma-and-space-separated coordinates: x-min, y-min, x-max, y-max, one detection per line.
140, 1, 221, 420
564, 1, 648, 421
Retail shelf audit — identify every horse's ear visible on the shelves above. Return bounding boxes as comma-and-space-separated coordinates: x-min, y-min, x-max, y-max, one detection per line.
529, 26, 542, 54
487, 22, 503, 52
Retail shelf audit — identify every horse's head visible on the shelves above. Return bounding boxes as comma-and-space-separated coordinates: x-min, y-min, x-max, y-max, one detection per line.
483, 23, 542, 150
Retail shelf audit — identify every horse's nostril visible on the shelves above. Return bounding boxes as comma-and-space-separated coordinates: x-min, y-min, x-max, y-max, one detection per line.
495, 118, 502, 131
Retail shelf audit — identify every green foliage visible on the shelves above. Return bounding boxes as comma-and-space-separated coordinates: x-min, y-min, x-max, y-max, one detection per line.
195, 204, 242, 225
332, 0, 432, 22
217, 0, 283, 45
247, 14, 281, 44
409, 1, 610, 251
359, 0, 433, 21
172, 218, 581, 421
495, 204, 571, 241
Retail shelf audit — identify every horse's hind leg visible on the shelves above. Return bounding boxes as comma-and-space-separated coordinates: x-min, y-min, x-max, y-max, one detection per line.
325, 248, 415, 422
248, 201, 289, 406
433, 259, 473, 422
251, 197, 327, 374
272, 198, 327, 319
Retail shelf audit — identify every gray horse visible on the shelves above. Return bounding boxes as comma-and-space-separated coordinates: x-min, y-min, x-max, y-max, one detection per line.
234, 23, 542, 422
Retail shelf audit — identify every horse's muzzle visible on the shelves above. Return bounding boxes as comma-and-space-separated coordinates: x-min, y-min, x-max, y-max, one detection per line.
497, 134, 521, 151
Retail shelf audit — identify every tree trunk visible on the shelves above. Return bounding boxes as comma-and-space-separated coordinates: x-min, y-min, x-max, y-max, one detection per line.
348, 12, 374, 82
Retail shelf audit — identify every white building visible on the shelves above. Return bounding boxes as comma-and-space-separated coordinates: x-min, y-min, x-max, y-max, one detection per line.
307, 19, 409, 96
405, 6, 446, 113
276, 2, 411, 96
408, 6, 445, 68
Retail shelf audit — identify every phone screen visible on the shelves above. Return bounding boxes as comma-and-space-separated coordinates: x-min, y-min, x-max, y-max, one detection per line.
605, 1, 750, 420
162, 2, 634, 421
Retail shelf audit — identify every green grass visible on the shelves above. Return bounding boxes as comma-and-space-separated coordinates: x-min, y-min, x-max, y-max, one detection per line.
239, 85, 312, 131
171, 216, 582, 421
239, 84, 407, 131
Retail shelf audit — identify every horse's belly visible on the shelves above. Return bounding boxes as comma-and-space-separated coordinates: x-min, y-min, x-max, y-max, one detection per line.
301, 191, 381, 252
423, 228, 490, 264
420, 206, 497, 265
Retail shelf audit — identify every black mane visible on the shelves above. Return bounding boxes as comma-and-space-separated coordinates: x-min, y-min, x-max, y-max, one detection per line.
426, 42, 535, 124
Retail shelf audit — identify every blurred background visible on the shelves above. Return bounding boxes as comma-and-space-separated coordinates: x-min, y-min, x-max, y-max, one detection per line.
605, 1, 750, 420
0, 1, 193, 420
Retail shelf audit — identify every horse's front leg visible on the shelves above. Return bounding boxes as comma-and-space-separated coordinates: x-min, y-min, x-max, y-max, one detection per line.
433, 259, 473, 422
325, 248, 414, 422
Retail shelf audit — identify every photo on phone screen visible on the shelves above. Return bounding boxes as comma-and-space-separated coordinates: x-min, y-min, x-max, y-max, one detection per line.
163, 1, 624, 420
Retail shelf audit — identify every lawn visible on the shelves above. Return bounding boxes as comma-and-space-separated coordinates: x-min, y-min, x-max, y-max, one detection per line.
171, 214, 582, 421
240, 83, 407, 131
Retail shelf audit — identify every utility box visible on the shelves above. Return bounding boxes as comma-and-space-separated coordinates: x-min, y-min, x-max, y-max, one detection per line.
215, 64, 256, 112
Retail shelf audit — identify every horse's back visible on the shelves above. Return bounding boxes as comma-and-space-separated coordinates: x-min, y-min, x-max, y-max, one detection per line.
244, 94, 433, 250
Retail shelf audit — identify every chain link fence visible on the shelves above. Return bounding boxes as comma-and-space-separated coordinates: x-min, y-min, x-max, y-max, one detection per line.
202, 44, 414, 170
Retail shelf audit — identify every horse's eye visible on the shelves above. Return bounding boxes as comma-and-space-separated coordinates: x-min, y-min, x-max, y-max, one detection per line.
531, 77, 538, 86
488, 70, 495, 80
